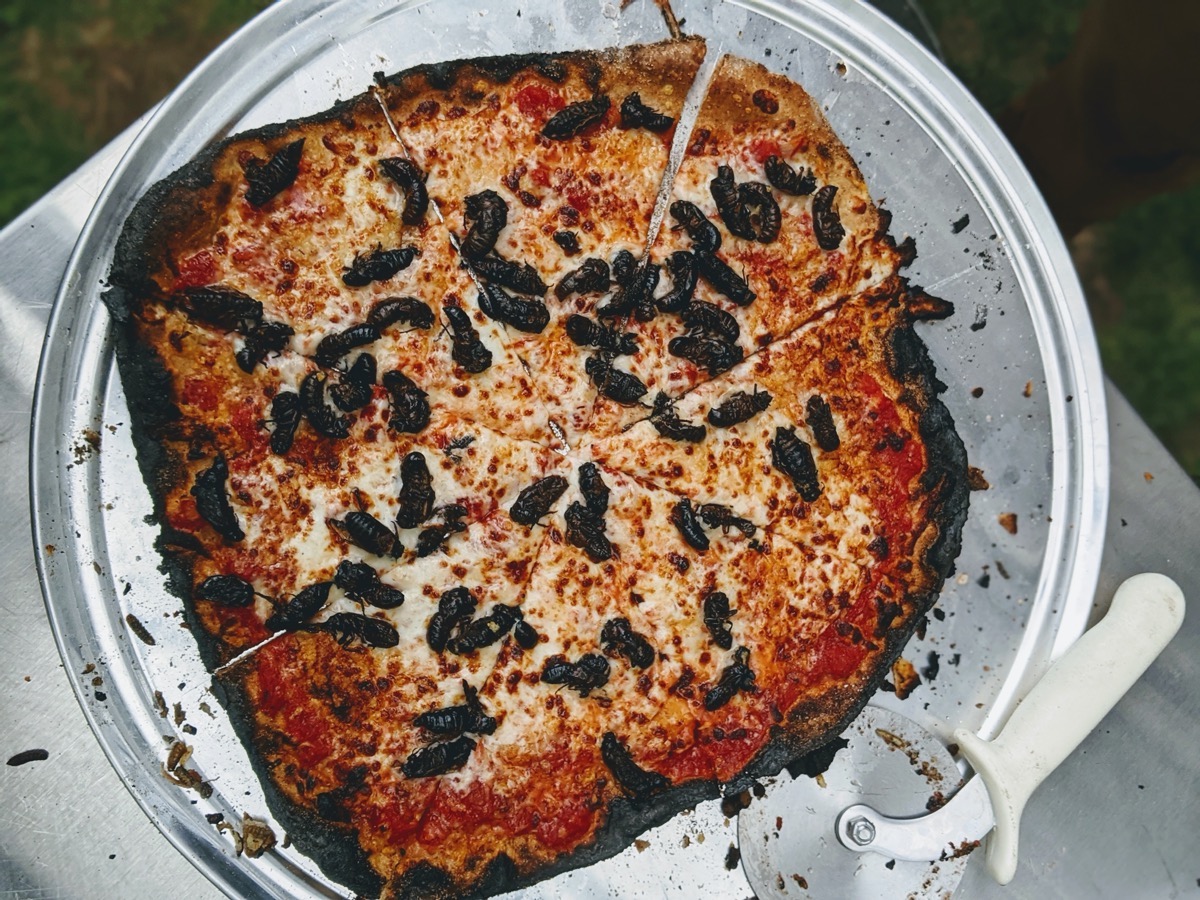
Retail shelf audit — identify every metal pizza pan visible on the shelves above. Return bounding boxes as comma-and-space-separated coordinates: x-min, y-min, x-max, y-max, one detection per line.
29, 0, 1106, 897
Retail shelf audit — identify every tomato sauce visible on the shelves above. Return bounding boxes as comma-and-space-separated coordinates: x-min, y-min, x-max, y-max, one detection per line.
174, 251, 217, 290
807, 625, 867, 682
360, 780, 437, 844
418, 779, 497, 847
535, 794, 595, 852
290, 708, 334, 769
167, 496, 204, 533
231, 398, 266, 448
182, 378, 221, 412
513, 85, 565, 122
748, 137, 782, 164
857, 374, 925, 537
253, 639, 308, 717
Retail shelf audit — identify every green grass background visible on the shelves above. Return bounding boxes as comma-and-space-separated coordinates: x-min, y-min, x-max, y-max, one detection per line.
2, 0, 1196, 478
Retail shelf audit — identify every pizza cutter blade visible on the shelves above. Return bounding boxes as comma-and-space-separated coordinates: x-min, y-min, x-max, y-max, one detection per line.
737, 705, 969, 900
739, 573, 1186, 899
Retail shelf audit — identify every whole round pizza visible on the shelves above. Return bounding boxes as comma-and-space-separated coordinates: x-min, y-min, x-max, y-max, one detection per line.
104, 36, 968, 899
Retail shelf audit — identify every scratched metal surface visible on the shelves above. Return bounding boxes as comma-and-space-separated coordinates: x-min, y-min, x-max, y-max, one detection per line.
13, 0, 1130, 897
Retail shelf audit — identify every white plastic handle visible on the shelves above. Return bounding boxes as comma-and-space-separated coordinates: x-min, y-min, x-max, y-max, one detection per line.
954, 573, 1185, 885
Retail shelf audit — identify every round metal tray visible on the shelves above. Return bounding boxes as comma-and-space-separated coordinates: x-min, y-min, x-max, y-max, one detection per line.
31, 0, 1107, 897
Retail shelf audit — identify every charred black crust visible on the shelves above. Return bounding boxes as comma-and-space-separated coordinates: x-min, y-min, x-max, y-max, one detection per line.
379, 49, 602, 98
385, 51, 574, 93
886, 320, 970, 577
212, 673, 386, 898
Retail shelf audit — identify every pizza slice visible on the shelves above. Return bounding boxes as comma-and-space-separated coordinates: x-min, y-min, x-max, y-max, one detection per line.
377, 38, 706, 445
590, 286, 967, 573
218, 503, 549, 899
586, 53, 914, 437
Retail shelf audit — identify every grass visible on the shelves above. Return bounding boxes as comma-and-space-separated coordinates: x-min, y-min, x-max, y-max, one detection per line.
0, 0, 272, 223
1, 0, 1196, 479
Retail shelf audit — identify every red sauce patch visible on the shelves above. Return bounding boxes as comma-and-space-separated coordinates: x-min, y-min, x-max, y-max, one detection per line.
535, 793, 595, 851
564, 184, 592, 215
360, 780, 437, 844
254, 639, 308, 718
858, 374, 924, 537
419, 780, 497, 846
808, 623, 867, 681
168, 497, 204, 533
182, 378, 221, 412
513, 85, 565, 122
174, 251, 217, 290
749, 137, 783, 165
505, 558, 531, 583
291, 708, 333, 770
231, 399, 265, 448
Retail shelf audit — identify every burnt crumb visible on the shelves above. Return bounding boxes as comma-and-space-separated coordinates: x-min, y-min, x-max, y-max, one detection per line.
182, 724, 198, 735
970, 387, 983, 398
206, 812, 225, 825
995, 560, 1011, 579
969, 303, 988, 331
7, 748, 50, 767
125, 613, 156, 646
720, 789, 753, 817
891, 658, 920, 699
998, 512, 1018, 535
932, 607, 946, 621
239, 813, 278, 858
951, 214, 970, 234
977, 572, 991, 588
94, 691, 108, 701
941, 838, 981, 860
885, 859, 897, 870
921, 651, 941, 682
786, 735, 848, 779
949, 653, 962, 667
724, 843, 741, 870
966, 466, 990, 490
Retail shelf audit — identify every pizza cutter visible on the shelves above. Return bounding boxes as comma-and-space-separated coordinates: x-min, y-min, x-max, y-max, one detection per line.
738, 572, 1185, 898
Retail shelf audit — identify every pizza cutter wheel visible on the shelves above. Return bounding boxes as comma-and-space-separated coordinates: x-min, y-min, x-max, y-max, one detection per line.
739, 573, 1185, 899
737, 706, 968, 900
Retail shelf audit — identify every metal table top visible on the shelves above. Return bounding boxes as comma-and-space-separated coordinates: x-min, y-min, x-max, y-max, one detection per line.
2, 118, 1196, 899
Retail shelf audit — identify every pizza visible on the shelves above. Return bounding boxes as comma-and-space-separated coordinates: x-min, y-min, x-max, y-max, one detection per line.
103, 36, 968, 900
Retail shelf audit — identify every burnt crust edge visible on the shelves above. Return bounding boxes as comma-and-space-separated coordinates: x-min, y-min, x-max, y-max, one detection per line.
212, 671, 387, 898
